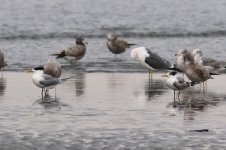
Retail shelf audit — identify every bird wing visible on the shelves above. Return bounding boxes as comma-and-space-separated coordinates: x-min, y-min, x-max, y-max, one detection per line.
202, 57, 223, 69
145, 50, 171, 69
66, 45, 86, 57
117, 38, 129, 48
39, 75, 60, 87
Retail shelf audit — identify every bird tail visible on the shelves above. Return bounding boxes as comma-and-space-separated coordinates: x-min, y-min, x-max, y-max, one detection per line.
61, 76, 75, 82
50, 51, 66, 58
167, 67, 183, 73
50, 53, 65, 58
128, 43, 136, 48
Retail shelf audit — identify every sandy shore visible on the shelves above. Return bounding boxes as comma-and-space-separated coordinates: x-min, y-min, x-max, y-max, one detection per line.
0, 71, 226, 149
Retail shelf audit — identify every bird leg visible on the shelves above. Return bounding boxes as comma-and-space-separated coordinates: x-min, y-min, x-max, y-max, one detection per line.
45, 89, 49, 97
174, 91, 176, 103
178, 91, 181, 102
41, 89, 44, 99
205, 81, 208, 91
149, 70, 153, 81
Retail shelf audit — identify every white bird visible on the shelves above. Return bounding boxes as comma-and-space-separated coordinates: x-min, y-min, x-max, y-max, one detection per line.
51, 37, 87, 63
162, 71, 190, 102
192, 49, 226, 74
32, 66, 74, 99
131, 47, 172, 80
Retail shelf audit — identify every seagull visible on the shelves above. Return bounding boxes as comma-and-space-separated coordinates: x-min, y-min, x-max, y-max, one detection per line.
162, 71, 190, 102
131, 47, 172, 80
175, 49, 211, 86
107, 34, 136, 56
0, 50, 7, 77
192, 49, 226, 74
32, 66, 74, 99
51, 37, 87, 62
175, 49, 194, 73
44, 58, 61, 78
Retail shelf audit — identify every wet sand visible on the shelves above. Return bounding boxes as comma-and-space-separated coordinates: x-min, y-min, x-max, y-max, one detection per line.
0, 71, 226, 149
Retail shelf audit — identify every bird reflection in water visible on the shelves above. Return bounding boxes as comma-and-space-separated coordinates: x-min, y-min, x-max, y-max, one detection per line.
62, 64, 86, 97
74, 70, 86, 97
167, 88, 226, 120
145, 79, 168, 101
0, 78, 6, 97
33, 95, 69, 111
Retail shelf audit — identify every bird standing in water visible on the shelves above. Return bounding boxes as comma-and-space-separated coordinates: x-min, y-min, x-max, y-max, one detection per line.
162, 71, 190, 102
131, 47, 172, 81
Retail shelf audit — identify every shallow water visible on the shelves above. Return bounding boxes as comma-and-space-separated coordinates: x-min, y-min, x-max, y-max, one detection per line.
0, 72, 226, 149
1, 0, 226, 149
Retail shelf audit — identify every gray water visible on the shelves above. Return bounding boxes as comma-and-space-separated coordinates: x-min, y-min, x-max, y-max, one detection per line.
0, 0, 226, 72
1, 72, 226, 150
1, 0, 226, 149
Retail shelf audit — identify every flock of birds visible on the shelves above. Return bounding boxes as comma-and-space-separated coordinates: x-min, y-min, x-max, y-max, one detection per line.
0, 34, 225, 101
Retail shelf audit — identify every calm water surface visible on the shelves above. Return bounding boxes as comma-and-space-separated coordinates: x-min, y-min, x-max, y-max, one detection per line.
0, 72, 225, 149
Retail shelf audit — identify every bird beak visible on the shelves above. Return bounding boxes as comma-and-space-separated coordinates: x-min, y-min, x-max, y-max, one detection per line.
161, 74, 168, 78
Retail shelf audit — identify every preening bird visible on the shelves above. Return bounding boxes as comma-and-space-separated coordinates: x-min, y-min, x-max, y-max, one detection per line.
175, 49, 211, 86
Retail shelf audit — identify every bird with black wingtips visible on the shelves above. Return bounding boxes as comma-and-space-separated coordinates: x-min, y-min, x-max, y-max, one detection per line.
107, 34, 136, 56
51, 37, 87, 63
192, 49, 226, 74
162, 71, 190, 102
131, 47, 172, 80
32, 66, 74, 99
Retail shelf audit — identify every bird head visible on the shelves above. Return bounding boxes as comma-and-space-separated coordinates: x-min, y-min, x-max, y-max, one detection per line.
32, 66, 44, 72
107, 34, 116, 40
175, 49, 188, 56
192, 49, 203, 57
76, 37, 87, 45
